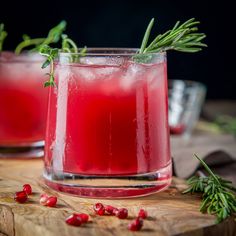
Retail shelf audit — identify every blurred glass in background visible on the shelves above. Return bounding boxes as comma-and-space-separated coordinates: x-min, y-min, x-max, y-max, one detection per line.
168, 79, 206, 137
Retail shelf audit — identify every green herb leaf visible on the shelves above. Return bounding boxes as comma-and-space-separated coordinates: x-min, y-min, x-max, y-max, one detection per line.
41, 59, 51, 69
0, 23, 8, 52
44, 81, 53, 87
183, 154, 236, 223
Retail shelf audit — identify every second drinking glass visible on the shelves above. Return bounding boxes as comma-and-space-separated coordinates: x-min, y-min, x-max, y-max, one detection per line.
0, 52, 49, 158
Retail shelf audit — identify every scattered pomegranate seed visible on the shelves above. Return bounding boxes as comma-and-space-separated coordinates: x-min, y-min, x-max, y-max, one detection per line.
128, 217, 143, 231
14, 191, 28, 203
66, 214, 82, 226
39, 193, 49, 206
105, 205, 118, 215
74, 213, 89, 223
116, 208, 128, 219
113, 207, 119, 216
40, 193, 48, 198
138, 209, 148, 219
23, 184, 32, 195
46, 196, 57, 207
39, 193, 57, 207
93, 203, 105, 216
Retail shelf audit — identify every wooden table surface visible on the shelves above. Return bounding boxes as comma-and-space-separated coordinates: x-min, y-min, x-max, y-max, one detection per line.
0, 158, 235, 236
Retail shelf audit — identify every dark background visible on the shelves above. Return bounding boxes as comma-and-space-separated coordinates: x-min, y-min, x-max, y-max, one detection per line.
1, 0, 234, 99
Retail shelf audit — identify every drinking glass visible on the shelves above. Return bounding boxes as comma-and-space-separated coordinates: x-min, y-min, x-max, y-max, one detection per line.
168, 79, 206, 137
0, 52, 48, 158
43, 48, 172, 198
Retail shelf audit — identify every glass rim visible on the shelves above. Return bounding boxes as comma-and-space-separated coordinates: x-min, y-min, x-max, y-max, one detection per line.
58, 48, 166, 57
0, 51, 44, 63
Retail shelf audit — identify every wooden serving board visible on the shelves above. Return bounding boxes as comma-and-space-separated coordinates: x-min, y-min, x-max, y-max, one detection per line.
0, 159, 235, 236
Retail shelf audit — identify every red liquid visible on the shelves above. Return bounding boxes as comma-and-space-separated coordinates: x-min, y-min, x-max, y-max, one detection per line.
169, 124, 186, 135
45, 61, 171, 176
0, 52, 48, 145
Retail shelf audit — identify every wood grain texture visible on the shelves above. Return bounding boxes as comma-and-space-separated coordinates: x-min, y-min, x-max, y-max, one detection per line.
0, 159, 235, 236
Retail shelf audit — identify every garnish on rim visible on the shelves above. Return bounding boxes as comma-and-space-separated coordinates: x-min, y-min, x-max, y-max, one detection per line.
39, 45, 59, 87
15, 20, 67, 55
0, 23, 8, 52
39, 33, 86, 87
134, 18, 207, 62
183, 154, 236, 223
139, 18, 207, 54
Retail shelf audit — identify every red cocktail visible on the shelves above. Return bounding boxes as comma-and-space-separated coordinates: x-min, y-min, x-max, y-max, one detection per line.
44, 49, 172, 198
0, 52, 48, 157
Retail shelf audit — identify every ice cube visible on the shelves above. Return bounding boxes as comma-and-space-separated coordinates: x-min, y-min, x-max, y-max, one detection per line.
80, 57, 108, 65
147, 63, 166, 90
71, 66, 96, 81
120, 63, 144, 90
94, 66, 120, 78
71, 64, 120, 82
80, 56, 124, 66
0, 51, 44, 62
0, 52, 46, 81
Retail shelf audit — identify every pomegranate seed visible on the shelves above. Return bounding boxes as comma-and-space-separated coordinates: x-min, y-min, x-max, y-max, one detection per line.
93, 203, 105, 216
66, 214, 82, 226
138, 209, 148, 219
128, 217, 143, 231
40, 193, 48, 198
39, 194, 57, 207
39, 193, 49, 206
116, 208, 128, 219
74, 213, 89, 223
113, 208, 119, 215
46, 196, 57, 207
105, 205, 118, 215
23, 184, 32, 195
14, 191, 28, 203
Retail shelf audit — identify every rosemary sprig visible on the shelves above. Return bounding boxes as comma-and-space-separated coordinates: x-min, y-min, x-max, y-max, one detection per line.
0, 23, 8, 52
139, 18, 207, 55
15, 20, 66, 55
183, 154, 236, 223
